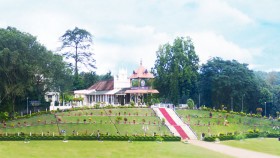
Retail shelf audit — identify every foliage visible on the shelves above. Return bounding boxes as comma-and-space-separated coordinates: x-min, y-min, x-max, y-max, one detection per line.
187, 99, 195, 109
0, 135, 180, 141
130, 101, 135, 107
59, 27, 95, 76
0, 27, 69, 114
152, 37, 199, 105
234, 134, 246, 140
267, 133, 280, 138
99, 71, 113, 81
199, 57, 264, 113
115, 116, 122, 123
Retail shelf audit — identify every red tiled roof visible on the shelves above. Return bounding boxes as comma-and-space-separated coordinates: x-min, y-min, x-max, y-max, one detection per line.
87, 80, 114, 91
129, 65, 154, 79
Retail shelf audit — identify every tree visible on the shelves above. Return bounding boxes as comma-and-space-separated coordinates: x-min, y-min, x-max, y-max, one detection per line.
255, 71, 280, 116
99, 71, 113, 81
0, 27, 69, 115
187, 99, 195, 109
199, 57, 262, 113
152, 37, 199, 105
59, 27, 95, 79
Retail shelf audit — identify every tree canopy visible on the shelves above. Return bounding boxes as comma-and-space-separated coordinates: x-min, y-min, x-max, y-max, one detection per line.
0, 27, 69, 114
59, 27, 95, 78
152, 37, 199, 105
199, 57, 263, 113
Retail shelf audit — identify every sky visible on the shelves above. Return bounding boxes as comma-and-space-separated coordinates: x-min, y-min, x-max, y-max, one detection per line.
0, 0, 280, 75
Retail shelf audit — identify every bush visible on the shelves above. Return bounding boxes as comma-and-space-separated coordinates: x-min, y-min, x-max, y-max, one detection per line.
130, 101, 135, 107
204, 136, 216, 142
245, 133, 259, 138
234, 134, 246, 140
267, 133, 280, 138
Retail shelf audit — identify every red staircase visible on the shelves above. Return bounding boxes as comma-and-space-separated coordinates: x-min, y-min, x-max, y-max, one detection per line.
159, 108, 189, 139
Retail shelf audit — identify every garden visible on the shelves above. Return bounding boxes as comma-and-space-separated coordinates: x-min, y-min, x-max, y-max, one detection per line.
0, 107, 172, 139
176, 108, 280, 139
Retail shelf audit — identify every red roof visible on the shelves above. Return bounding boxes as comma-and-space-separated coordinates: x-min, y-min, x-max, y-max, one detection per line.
87, 80, 114, 91
129, 65, 154, 79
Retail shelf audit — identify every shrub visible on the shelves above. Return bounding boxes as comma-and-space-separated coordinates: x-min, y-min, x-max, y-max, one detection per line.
267, 133, 280, 138
130, 101, 135, 107
245, 133, 259, 138
235, 134, 246, 140
187, 99, 195, 109
204, 136, 216, 142
218, 135, 234, 141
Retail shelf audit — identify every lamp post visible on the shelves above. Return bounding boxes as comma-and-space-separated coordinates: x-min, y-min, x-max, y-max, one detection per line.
231, 97, 233, 111
26, 97, 29, 115
241, 94, 244, 112
198, 93, 201, 108
62, 93, 65, 106
265, 102, 267, 117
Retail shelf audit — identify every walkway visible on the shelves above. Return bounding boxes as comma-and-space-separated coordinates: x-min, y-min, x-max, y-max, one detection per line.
159, 108, 189, 139
190, 140, 280, 158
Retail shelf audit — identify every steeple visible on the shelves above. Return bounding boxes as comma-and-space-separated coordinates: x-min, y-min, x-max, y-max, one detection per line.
140, 58, 142, 66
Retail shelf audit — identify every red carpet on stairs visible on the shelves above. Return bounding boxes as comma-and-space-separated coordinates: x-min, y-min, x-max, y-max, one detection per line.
159, 108, 189, 139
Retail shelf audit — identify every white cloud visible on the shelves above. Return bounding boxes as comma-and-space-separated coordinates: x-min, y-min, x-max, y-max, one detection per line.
94, 25, 170, 74
226, 0, 280, 22
190, 32, 259, 65
0, 0, 278, 74
198, 0, 253, 25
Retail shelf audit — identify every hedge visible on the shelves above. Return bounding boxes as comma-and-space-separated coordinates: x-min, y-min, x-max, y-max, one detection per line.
204, 133, 260, 142
0, 135, 180, 141
245, 133, 259, 138
267, 133, 280, 138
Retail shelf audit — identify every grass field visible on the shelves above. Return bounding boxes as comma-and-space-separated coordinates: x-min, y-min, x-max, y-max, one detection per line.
1, 108, 280, 138
0, 108, 171, 136
221, 138, 280, 156
176, 109, 280, 137
0, 141, 233, 158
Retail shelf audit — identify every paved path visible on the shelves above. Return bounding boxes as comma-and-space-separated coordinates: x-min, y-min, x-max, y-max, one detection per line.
189, 140, 280, 158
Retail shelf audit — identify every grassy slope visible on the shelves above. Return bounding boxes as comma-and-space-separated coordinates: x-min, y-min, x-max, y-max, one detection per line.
0, 141, 233, 158
176, 109, 280, 138
221, 138, 280, 156
0, 108, 171, 136
2, 108, 279, 137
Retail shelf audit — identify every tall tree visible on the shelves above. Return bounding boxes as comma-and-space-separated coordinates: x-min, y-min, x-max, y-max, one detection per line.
59, 27, 95, 79
199, 57, 263, 113
255, 71, 280, 116
152, 37, 199, 105
0, 27, 69, 115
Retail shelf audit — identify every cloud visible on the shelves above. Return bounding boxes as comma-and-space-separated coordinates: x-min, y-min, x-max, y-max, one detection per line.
189, 32, 260, 65
0, 0, 279, 74
226, 0, 280, 22
94, 24, 170, 74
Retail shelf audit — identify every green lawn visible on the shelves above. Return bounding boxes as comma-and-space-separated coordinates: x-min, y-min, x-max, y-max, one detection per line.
221, 138, 280, 156
176, 109, 280, 137
0, 108, 169, 136
0, 141, 233, 158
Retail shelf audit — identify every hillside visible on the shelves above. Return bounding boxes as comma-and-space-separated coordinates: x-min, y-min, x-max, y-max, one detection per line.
0, 108, 171, 137
176, 109, 280, 138
1, 107, 279, 139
